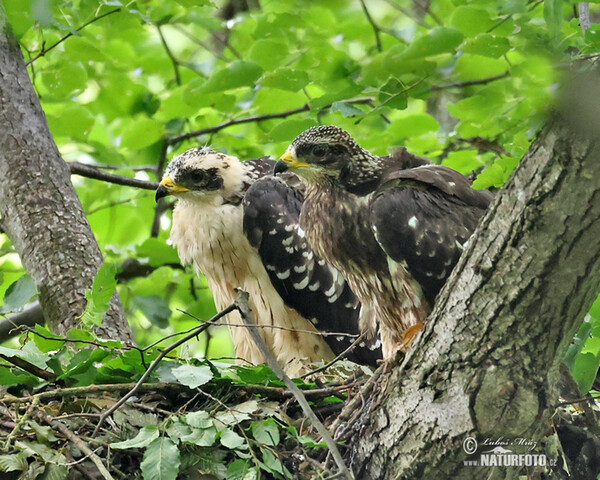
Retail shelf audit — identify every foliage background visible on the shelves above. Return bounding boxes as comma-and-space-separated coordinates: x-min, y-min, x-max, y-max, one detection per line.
1, 0, 600, 415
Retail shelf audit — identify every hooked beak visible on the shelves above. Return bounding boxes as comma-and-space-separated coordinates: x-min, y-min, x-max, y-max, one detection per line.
274, 150, 310, 175
155, 176, 190, 202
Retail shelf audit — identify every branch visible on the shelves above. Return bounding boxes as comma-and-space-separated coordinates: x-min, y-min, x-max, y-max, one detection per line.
360, 0, 383, 52
156, 25, 181, 86
579, 3, 591, 35
432, 71, 510, 91
166, 97, 375, 145
36, 409, 115, 480
69, 162, 159, 190
24, 9, 121, 66
92, 302, 237, 436
233, 290, 354, 480
0, 353, 57, 382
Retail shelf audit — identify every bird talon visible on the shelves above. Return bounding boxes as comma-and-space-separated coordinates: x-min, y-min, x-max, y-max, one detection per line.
400, 322, 424, 348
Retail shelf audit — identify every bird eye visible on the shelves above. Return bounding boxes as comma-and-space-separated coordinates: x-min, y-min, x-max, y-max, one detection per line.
313, 145, 328, 158
190, 171, 205, 183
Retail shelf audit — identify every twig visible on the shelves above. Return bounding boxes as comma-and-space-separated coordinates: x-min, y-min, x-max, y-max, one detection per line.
171, 25, 228, 62
36, 409, 115, 480
25, 9, 121, 66
92, 303, 237, 436
432, 72, 510, 91
360, 0, 382, 52
166, 97, 375, 144
579, 3, 591, 35
4, 396, 39, 451
179, 308, 359, 338
69, 162, 159, 190
233, 290, 354, 480
413, 0, 442, 25
0, 353, 57, 382
300, 332, 369, 379
156, 25, 181, 86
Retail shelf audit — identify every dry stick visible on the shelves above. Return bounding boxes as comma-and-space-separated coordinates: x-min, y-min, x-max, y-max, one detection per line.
91, 304, 237, 436
35, 410, 115, 480
233, 290, 354, 480
69, 162, 159, 190
25, 9, 121, 66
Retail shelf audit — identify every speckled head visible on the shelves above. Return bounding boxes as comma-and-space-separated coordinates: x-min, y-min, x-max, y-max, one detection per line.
156, 147, 245, 203
277, 125, 382, 188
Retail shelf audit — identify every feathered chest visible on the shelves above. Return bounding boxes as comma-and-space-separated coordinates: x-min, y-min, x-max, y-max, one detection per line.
170, 200, 257, 284
299, 184, 386, 276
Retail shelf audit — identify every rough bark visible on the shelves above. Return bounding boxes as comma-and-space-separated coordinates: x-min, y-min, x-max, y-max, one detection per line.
343, 111, 600, 477
0, 10, 132, 341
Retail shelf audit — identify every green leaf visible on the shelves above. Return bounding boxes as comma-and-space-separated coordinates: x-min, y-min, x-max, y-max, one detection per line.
259, 447, 289, 478
260, 68, 309, 92
450, 7, 495, 37
111, 426, 160, 449
251, 418, 279, 446
140, 436, 181, 480
200, 61, 263, 93
0, 453, 28, 472
248, 39, 289, 70
47, 104, 95, 140
172, 364, 213, 388
28, 421, 58, 443
41, 62, 87, 97
268, 119, 318, 142
136, 238, 180, 266
571, 352, 599, 394
132, 296, 172, 328
226, 459, 258, 480
185, 410, 213, 429
0, 275, 37, 314
400, 27, 464, 60
180, 425, 217, 447
220, 428, 246, 449
0, 342, 49, 370
378, 78, 408, 110
389, 114, 439, 138
461, 34, 510, 59
44, 463, 68, 480
80, 263, 117, 327
330, 101, 364, 118
543, 0, 563, 39
121, 117, 164, 150
442, 150, 482, 175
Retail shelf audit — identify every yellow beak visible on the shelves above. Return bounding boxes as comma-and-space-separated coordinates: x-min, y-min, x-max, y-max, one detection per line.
155, 176, 190, 202
278, 151, 311, 169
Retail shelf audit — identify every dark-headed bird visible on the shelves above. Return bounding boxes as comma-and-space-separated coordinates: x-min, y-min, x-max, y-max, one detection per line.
274, 126, 493, 360
155, 147, 381, 373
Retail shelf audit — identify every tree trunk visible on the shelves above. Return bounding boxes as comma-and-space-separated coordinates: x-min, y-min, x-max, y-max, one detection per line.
343, 110, 600, 477
0, 9, 132, 342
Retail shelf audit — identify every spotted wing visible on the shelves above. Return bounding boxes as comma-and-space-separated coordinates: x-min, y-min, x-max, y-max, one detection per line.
370, 165, 493, 305
243, 175, 381, 365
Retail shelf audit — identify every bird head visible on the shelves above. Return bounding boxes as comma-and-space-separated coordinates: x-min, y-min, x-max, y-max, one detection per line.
274, 125, 380, 186
155, 147, 245, 204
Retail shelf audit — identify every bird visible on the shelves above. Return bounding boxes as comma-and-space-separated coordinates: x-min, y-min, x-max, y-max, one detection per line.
155, 147, 381, 373
274, 125, 493, 360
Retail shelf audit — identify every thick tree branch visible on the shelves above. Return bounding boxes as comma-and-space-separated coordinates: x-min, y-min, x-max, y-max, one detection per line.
69, 162, 159, 190
0, 8, 131, 340
346, 81, 600, 478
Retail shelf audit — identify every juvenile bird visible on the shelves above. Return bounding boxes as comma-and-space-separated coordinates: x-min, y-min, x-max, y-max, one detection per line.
156, 147, 381, 372
275, 126, 493, 360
